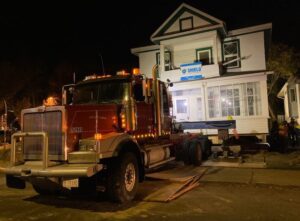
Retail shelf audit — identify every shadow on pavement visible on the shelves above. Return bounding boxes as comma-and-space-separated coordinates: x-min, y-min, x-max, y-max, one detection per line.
24, 192, 139, 212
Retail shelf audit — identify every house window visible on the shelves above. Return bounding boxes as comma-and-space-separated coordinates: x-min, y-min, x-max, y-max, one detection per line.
156, 51, 171, 71
207, 82, 261, 118
220, 85, 241, 117
196, 47, 213, 65
207, 86, 220, 118
290, 88, 296, 102
222, 40, 241, 68
244, 82, 261, 116
179, 17, 193, 31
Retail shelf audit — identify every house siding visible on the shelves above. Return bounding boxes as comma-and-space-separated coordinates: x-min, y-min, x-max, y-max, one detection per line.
224, 31, 266, 72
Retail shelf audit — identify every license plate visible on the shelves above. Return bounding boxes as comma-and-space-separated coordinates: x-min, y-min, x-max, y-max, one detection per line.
63, 178, 79, 189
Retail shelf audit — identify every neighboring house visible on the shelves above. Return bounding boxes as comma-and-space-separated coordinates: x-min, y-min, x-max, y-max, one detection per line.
277, 76, 300, 124
131, 3, 272, 135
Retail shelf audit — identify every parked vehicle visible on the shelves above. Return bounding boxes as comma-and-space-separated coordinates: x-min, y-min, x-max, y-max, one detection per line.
1, 69, 211, 203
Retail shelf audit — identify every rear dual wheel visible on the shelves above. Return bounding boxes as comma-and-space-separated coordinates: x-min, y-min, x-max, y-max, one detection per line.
189, 141, 202, 166
183, 140, 203, 166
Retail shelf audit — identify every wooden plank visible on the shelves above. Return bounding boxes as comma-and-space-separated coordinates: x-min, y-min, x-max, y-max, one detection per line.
142, 166, 207, 202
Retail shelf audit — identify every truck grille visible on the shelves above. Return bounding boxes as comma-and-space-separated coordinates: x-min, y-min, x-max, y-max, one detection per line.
23, 111, 63, 160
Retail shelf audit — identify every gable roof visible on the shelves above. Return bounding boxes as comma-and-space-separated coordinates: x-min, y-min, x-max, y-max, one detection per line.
151, 3, 226, 43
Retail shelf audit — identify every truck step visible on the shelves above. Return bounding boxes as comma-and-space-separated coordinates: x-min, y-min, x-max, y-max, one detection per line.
144, 143, 172, 152
147, 157, 176, 169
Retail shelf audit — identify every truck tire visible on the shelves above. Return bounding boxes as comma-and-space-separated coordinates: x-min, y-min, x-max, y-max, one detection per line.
182, 140, 191, 165
106, 152, 139, 203
197, 136, 212, 160
189, 140, 202, 166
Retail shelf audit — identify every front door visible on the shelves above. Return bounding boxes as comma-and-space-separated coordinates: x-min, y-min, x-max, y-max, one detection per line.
174, 97, 189, 121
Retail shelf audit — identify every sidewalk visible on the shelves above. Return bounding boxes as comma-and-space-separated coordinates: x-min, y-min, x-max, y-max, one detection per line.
203, 151, 300, 169
201, 167, 300, 187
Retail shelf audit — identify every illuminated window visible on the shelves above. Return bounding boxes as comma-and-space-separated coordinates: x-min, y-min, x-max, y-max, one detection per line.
207, 82, 261, 118
220, 85, 241, 117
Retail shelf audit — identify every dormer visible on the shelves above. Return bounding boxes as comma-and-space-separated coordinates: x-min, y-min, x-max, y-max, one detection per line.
151, 3, 227, 44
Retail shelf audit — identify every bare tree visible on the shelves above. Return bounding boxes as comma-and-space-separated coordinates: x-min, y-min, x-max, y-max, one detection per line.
267, 43, 300, 120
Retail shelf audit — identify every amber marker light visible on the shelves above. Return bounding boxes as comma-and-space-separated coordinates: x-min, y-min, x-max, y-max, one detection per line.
132, 68, 140, 75
43, 96, 57, 106
94, 133, 102, 140
112, 116, 117, 124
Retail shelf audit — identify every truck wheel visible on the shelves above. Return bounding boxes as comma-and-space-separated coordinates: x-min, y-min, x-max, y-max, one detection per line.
107, 152, 139, 203
203, 139, 212, 160
182, 140, 191, 165
189, 140, 202, 166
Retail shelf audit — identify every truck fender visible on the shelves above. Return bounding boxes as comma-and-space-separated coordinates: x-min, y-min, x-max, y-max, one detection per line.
113, 139, 145, 182
99, 133, 144, 182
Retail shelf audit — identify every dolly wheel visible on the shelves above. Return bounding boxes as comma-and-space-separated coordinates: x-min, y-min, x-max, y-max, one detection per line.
189, 140, 203, 166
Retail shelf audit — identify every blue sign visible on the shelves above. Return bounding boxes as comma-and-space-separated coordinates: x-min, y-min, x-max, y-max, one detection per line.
180, 62, 203, 81
180, 75, 203, 81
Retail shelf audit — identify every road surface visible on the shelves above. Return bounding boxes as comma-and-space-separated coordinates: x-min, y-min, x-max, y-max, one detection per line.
1, 173, 300, 221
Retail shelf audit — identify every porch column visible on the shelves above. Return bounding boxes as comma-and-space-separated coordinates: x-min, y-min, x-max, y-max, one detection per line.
297, 84, 300, 124
159, 44, 165, 77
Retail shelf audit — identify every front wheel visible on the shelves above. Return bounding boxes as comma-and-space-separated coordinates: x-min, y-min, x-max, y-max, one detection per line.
106, 152, 139, 203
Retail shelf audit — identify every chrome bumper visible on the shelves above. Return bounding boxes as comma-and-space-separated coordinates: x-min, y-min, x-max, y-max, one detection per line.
1, 162, 103, 178
1, 131, 103, 178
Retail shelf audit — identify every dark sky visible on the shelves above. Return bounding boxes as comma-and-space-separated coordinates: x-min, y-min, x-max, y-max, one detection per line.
0, 0, 299, 80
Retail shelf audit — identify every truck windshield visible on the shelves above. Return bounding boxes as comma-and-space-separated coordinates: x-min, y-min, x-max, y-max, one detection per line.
73, 81, 129, 104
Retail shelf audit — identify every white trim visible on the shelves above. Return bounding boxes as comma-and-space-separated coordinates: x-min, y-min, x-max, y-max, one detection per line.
151, 3, 225, 41
168, 71, 268, 85
131, 45, 160, 55
277, 83, 288, 98
152, 24, 224, 42
228, 23, 272, 36
196, 47, 212, 64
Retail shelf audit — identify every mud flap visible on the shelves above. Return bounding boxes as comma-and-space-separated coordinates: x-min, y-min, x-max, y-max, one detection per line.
6, 175, 26, 189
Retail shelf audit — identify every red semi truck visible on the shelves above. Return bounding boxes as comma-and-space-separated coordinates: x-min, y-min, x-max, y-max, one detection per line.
1, 69, 211, 203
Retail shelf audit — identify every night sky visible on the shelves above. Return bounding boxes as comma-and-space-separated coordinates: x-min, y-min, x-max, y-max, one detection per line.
0, 0, 299, 102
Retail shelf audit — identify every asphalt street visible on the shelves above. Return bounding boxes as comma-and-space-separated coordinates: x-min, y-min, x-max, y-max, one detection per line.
1, 167, 300, 221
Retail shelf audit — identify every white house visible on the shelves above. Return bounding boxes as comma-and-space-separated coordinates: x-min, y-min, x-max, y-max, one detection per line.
131, 3, 272, 135
277, 76, 300, 124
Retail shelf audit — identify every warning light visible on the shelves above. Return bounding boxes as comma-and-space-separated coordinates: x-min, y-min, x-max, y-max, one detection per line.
94, 133, 102, 140
43, 96, 57, 106
132, 68, 140, 75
